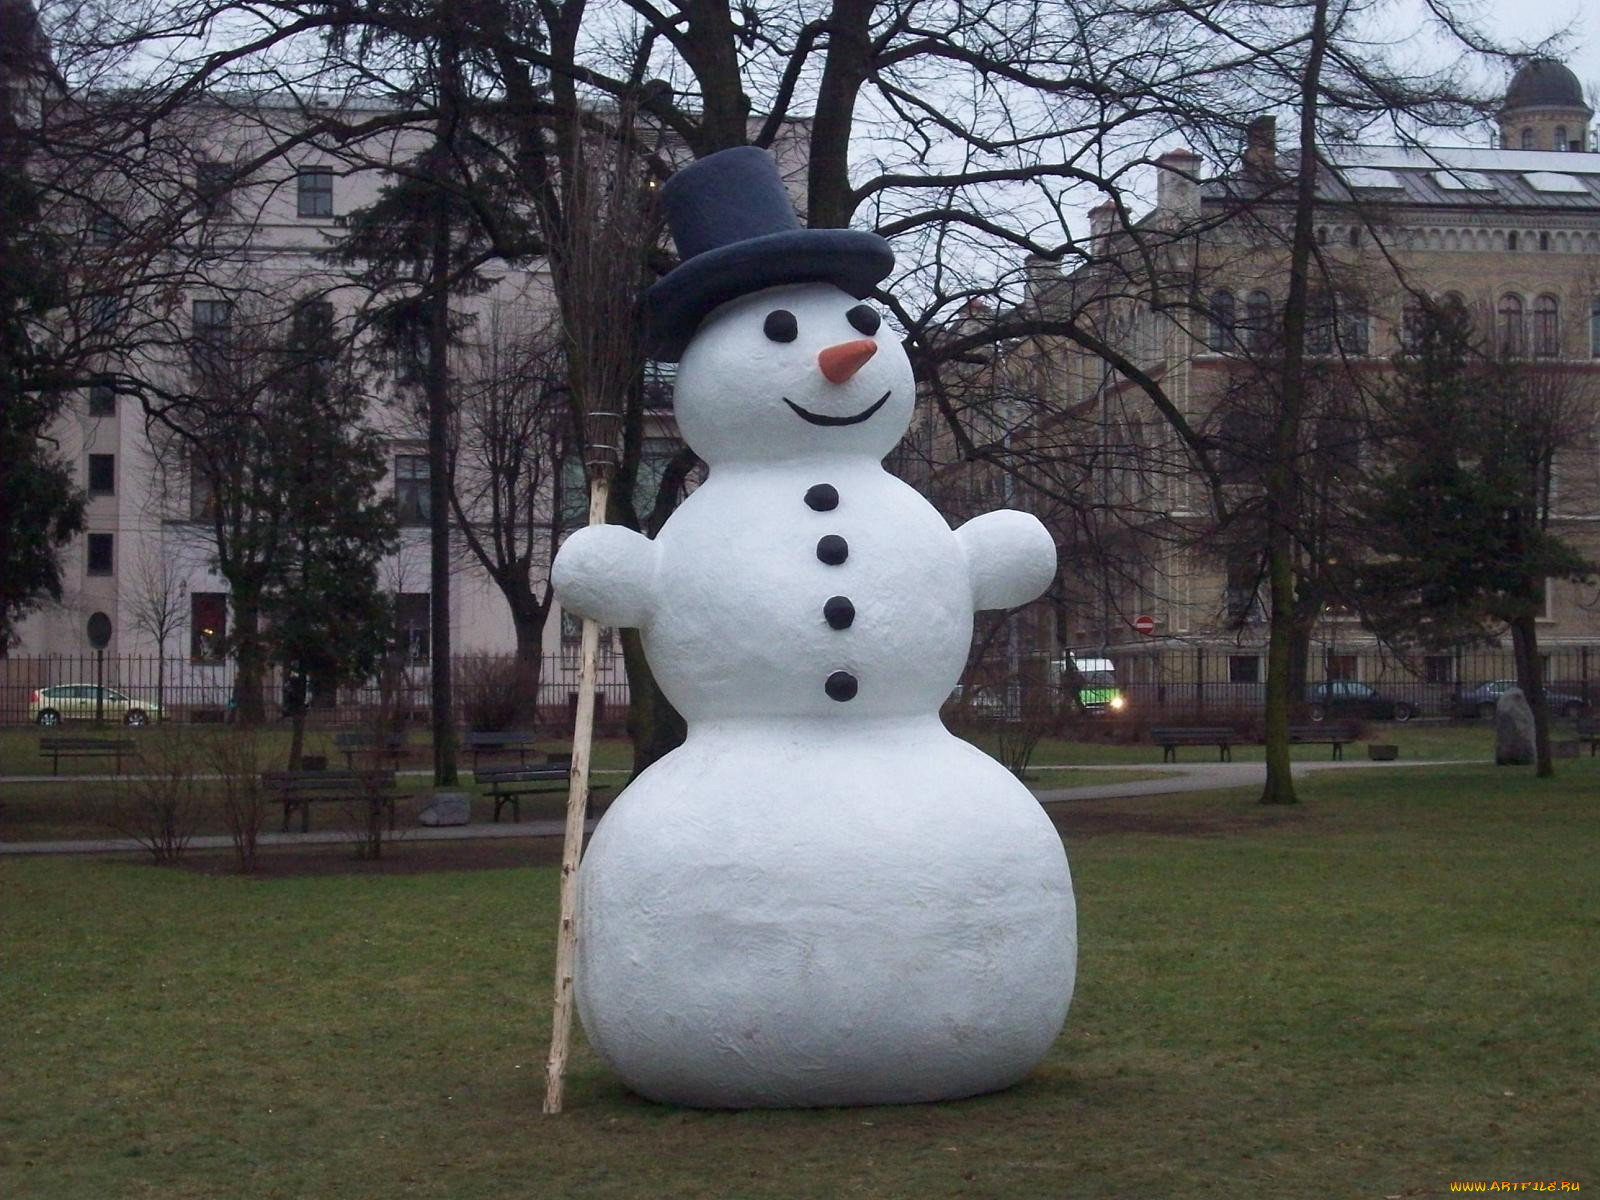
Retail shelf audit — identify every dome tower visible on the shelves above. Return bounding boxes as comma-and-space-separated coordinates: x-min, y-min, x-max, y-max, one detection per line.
1498, 58, 1592, 152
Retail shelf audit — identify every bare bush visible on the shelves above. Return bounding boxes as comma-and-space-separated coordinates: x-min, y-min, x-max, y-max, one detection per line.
107, 731, 202, 863
457, 655, 526, 732
210, 730, 268, 873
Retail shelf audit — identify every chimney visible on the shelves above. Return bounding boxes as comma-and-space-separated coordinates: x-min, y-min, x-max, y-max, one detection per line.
1155, 148, 1202, 224
1244, 116, 1277, 174
1087, 201, 1117, 256
1022, 253, 1061, 306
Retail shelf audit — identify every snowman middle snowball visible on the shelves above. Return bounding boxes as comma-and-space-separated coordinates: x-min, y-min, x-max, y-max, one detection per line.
551, 281, 1077, 1108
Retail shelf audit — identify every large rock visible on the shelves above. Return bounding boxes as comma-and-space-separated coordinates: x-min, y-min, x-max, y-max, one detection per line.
417, 792, 472, 827
1494, 688, 1536, 766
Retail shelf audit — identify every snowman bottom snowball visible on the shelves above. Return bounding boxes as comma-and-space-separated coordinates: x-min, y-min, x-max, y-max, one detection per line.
572, 722, 1078, 1109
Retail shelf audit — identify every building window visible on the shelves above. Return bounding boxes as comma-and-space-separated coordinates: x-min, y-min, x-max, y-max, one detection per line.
1347, 226, 1360, 248
190, 460, 217, 522
561, 608, 583, 645
1228, 655, 1260, 684
191, 592, 226, 661
90, 212, 117, 245
1224, 553, 1260, 624
1532, 294, 1560, 358
395, 592, 430, 661
1539, 231, 1551, 252
86, 533, 114, 576
1206, 289, 1236, 352
1591, 296, 1600, 358
87, 454, 114, 496
1339, 302, 1369, 356
1498, 293, 1525, 357
1400, 300, 1425, 354
88, 382, 115, 416
195, 159, 231, 216
296, 167, 334, 218
1306, 294, 1334, 355
1521, 127, 1535, 150
394, 454, 430, 525
1244, 290, 1272, 352
1507, 231, 1519, 251
1555, 125, 1568, 152
90, 295, 119, 332
1424, 655, 1454, 685
191, 298, 233, 367
290, 299, 335, 357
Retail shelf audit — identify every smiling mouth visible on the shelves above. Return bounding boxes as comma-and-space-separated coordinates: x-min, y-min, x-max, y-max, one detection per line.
782, 391, 891, 427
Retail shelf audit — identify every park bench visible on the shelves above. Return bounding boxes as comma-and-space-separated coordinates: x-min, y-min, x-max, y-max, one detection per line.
1287, 722, 1360, 760
38, 736, 141, 775
1149, 726, 1238, 762
477, 754, 577, 822
261, 769, 406, 832
1574, 717, 1600, 756
463, 731, 541, 773
334, 731, 409, 769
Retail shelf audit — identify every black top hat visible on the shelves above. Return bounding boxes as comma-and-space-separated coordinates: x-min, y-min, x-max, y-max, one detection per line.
643, 147, 894, 362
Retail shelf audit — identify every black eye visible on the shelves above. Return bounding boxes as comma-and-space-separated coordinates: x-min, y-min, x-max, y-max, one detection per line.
846, 304, 881, 336
763, 309, 797, 342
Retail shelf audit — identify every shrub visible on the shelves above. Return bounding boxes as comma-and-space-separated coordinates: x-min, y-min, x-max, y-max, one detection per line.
457, 654, 535, 732
107, 730, 202, 863
210, 729, 269, 873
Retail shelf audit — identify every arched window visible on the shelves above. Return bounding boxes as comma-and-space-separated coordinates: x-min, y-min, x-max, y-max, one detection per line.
1521, 127, 1535, 150
1540, 231, 1550, 252
1207, 289, 1236, 352
1245, 289, 1272, 351
1316, 226, 1329, 246
1400, 299, 1426, 354
1592, 296, 1600, 358
1533, 294, 1560, 357
1498, 293, 1525, 357
1508, 231, 1519, 251
1555, 125, 1568, 151
1306, 294, 1334, 355
1348, 227, 1361, 248
1339, 301, 1370, 356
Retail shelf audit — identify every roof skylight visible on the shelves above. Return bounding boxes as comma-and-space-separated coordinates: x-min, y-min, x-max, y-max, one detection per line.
1342, 167, 1403, 190
1433, 170, 1496, 191
1523, 171, 1588, 193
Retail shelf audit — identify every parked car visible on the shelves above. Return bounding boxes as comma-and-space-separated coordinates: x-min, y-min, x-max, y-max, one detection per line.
1305, 681, 1414, 722
1454, 680, 1587, 720
29, 684, 162, 726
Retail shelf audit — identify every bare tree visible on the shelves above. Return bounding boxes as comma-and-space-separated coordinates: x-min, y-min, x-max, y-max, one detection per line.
125, 540, 188, 720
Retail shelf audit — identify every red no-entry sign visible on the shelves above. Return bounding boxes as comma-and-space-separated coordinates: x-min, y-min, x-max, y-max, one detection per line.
1132, 614, 1156, 635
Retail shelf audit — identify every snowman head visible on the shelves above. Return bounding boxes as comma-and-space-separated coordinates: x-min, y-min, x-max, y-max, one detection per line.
674, 282, 914, 466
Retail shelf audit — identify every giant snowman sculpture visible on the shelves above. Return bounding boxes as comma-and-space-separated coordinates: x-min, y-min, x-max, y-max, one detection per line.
552, 147, 1076, 1108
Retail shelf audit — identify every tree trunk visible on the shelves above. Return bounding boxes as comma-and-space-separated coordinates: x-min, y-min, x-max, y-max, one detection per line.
511, 607, 546, 727
1286, 617, 1313, 705
232, 594, 266, 725
1259, 0, 1331, 806
621, 626, 685, 779
1510, 611, 1553, 778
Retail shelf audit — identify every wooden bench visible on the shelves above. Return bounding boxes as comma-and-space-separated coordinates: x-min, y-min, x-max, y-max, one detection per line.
463, 731, 541, 772
1149, 726, 1238, 762
334, 731, 409, 769
1288, 722, 1360, 760
477, 755, 576, 822
38, 736, 140, 775
1575, 717, 1600, 756
262, 770, 405, 832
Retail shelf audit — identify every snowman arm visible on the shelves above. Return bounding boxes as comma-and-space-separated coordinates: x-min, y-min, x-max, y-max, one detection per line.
552, 524, 660, 629
955, 510, 1058, 611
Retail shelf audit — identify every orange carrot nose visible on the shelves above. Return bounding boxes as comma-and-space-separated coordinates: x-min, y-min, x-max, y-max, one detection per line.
817, 338, 878, 384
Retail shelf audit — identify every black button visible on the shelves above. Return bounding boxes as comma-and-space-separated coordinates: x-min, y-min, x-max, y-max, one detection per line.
824, 596, 855, 629
817, 535, 848, 565
805, 484, 838, 511
825, 671, 858, 701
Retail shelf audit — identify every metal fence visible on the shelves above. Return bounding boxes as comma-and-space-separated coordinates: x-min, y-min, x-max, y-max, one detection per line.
0, 652, 634, 730
7, 644, 1598, 729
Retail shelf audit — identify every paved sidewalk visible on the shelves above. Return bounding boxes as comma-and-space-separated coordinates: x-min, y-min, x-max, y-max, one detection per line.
1, 758, 1468, 856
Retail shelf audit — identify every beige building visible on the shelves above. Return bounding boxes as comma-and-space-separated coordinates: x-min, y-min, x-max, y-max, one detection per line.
995, 59, 1600, 702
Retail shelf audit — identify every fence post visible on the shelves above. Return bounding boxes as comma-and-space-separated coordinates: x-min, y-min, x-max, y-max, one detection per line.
1194, 645, 1205, 714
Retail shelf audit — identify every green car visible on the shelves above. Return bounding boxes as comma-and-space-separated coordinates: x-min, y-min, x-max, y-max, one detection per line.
29, 684, 162, 726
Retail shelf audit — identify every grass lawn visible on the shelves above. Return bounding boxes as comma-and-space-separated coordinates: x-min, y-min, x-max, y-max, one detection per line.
4, 763, 1597, 1198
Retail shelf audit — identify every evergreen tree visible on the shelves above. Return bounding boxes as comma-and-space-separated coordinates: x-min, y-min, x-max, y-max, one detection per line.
1358, 301, 1593, 777
0, 0, 84, 647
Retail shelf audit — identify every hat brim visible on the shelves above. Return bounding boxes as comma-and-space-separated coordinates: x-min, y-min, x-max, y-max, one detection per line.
644, 228, 894, 362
